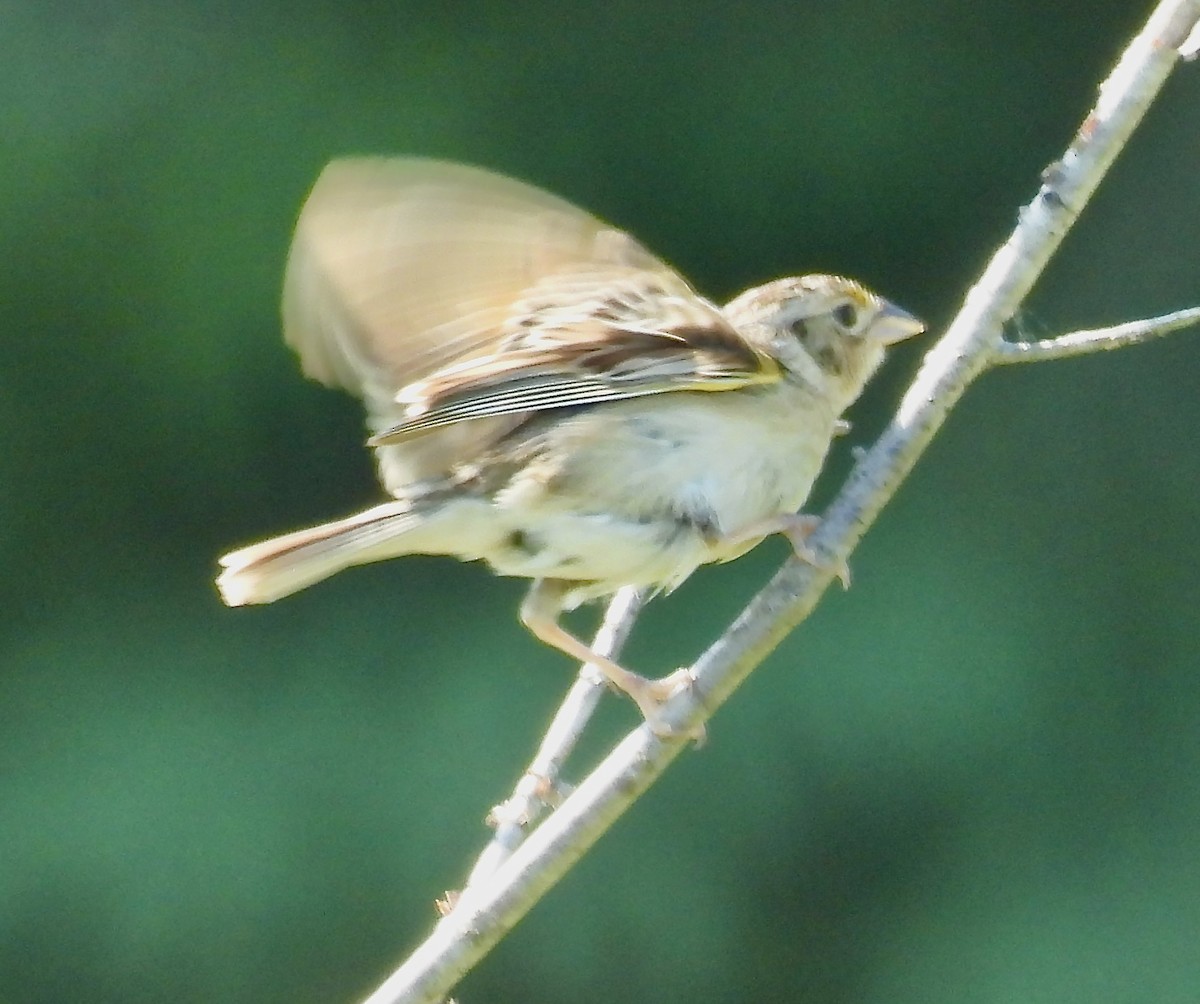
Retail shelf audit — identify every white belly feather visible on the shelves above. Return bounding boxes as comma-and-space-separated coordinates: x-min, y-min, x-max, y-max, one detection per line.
480, 382, 836, 604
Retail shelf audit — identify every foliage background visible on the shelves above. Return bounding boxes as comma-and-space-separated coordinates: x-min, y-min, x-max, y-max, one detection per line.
3, 1, 1198, 1002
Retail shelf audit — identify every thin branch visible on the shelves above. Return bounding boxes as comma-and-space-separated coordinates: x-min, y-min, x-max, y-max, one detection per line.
994, 307, 1200, 363
453, 587, 643, 908
1182, 17, 1200, 56
358, 3, 1200, 1002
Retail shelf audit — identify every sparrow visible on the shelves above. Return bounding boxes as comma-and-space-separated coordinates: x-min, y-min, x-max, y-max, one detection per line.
217, 158, 923, 731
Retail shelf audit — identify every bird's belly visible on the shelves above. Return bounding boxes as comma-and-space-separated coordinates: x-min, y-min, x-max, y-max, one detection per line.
479, 391, 836, 604
483, 509, 710, 600
550, 393, 834, 539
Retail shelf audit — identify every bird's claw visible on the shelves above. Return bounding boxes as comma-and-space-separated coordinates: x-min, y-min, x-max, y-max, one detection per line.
627, 667, 706, 745
782, 515, 851, 589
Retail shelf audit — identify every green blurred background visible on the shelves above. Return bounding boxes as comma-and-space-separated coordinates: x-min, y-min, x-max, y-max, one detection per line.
3, 1, 1199, 1002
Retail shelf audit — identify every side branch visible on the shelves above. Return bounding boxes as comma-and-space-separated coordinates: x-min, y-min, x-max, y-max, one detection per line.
994, 307, 1200, 364
455, 587, 644, 904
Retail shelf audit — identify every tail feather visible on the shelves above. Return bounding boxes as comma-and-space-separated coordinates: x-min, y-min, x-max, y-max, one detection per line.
217, 501, 424, 606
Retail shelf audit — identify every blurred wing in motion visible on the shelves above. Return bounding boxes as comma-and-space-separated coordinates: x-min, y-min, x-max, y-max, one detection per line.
284, 158, 667, 413
282, 158, 779, 485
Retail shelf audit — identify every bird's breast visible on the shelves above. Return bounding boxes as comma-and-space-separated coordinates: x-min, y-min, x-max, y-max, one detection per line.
481, 384, 837, 597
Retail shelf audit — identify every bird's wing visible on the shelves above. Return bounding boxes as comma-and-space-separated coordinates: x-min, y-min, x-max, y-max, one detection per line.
372, 264, 780, 441
280, 157, 779, 483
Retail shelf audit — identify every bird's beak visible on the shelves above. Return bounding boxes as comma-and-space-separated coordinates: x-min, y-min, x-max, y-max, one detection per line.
872, 302, 926, 345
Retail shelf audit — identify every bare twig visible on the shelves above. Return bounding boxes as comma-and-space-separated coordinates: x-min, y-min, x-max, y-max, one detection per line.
994, 307, 1200, 363
453, 587, 643, 907
1182, 17, 1200, 56
358, 3, 1200, 1002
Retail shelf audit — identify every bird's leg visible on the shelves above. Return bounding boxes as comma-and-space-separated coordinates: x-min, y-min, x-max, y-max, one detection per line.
721, 513, 851, 588
519, 579, 694, 737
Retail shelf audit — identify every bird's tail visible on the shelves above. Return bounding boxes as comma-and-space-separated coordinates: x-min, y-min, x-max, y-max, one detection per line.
216, 501, 428, 606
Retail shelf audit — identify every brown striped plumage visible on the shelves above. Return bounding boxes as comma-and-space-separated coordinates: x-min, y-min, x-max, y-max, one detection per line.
217, 158, 922, 733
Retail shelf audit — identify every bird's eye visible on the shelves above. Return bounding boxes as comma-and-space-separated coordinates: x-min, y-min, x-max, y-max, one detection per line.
832, 302, 858, 328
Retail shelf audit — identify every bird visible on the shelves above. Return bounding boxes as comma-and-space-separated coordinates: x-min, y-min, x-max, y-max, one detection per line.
216, 157, 923, 732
